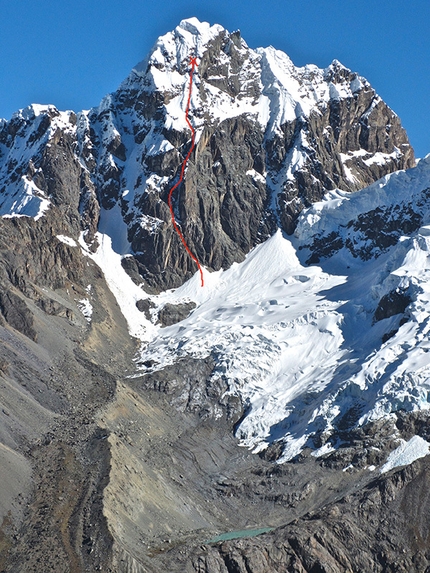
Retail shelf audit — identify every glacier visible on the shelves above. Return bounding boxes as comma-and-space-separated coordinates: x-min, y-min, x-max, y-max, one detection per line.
77, 154, 430, 463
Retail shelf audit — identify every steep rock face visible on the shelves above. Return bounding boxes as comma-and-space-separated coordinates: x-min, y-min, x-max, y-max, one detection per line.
273, 67, 414, 233
129, 117, 273, 289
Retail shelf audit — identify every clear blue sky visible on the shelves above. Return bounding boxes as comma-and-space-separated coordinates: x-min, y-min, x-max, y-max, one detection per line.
1, 0, 429, 157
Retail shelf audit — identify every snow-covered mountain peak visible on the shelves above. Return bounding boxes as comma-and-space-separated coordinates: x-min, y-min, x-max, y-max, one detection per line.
0, 18, 415, 295
7, 104, 77, 135
327, 58, 348, 72
132, 17, 227, 80
0, 102, 80, 221
134, 19, 370, 131
176, 17, 225, 47
0, 17, 425, 482
114, 16, 394, 173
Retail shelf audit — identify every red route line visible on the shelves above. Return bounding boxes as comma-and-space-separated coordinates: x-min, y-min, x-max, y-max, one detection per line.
167, 55, 204, 287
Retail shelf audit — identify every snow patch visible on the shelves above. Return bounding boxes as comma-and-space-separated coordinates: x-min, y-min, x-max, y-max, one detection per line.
311, 443, 336, 458
77, 299, 93, 322
98, 205, 131, 255
56, 235, 77, 247
380, 436, 430, 474
0, 177, 50, 221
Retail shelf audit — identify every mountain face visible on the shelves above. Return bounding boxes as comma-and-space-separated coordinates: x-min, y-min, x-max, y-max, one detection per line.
0, 19, 413, 292
1, 16, 430, 573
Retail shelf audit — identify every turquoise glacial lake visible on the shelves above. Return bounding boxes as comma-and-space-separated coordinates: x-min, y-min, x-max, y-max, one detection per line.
206, 527, 274, 544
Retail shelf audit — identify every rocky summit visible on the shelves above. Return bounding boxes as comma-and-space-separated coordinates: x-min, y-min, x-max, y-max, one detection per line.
1, 16, 430, 573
